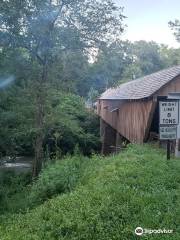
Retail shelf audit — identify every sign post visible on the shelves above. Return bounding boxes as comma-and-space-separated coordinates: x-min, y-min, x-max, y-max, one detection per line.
167, 140, 170, 160
168, 93, 180, 157
159, 100, 179, 160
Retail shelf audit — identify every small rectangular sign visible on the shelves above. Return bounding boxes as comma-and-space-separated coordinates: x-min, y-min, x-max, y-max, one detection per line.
159, 101, 179, 125
159, 125, 177, 140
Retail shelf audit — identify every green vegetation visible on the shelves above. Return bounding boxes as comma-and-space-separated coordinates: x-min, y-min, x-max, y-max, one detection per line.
1, 40, 179, 164
0, 1, 180, 238
0, 90, 100, 157
0, 144, 180, 239
0, 170, 31, 214
0, 0, 125, 176
88, 40, 180, 89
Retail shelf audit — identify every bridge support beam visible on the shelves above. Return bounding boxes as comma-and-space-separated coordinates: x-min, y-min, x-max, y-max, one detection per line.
100, 119, 117, 155
115, 132, 123, 153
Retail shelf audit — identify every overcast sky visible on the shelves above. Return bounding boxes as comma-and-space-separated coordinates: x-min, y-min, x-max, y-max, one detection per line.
117, 0, 180, 48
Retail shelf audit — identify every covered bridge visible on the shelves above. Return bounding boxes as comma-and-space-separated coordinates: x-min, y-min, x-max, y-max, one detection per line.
97, 65, 180, 154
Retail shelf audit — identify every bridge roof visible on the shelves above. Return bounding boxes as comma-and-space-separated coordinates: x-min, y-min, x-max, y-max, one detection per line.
100, 65, 180, 100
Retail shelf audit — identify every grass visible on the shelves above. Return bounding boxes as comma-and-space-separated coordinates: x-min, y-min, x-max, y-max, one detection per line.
0, 144, 180, 239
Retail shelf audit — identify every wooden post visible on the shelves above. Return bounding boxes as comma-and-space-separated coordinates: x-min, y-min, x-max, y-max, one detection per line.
100, 119, 116, 155
100, 119, 106, 155
116, 131, 122, 154
175, 139, 180, 157
167, 140, 170, 160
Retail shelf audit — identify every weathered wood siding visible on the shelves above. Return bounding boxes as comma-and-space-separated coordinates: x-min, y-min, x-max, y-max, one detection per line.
97, 99, 154, 143
97, 75, 180, 143
154, 75, 180, 97
117, 100, 155, 143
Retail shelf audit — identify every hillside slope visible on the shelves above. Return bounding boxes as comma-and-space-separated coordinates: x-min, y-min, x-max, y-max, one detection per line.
0, 144, 180, 240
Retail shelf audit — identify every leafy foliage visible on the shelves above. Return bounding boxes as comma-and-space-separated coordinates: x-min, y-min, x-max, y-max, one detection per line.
0, 170, 31, 214
0, 88, 100, 157
0, 0, 125, 175
88, 40, 180, 93
0, 85, 35, 157
29, 154, 89, 206
169, 19, 180, 42
45, 91, 101, 156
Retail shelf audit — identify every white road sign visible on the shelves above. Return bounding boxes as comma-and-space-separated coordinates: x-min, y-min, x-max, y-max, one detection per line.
159, 101, 179, 125
159, 125, 177, 140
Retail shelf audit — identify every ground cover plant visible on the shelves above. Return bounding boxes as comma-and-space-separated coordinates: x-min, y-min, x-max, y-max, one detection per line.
0, 144, 180, 239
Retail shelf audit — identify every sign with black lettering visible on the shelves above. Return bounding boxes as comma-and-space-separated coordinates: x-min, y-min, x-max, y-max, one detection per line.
159, 125, 177, 140
159, 101, 179, 125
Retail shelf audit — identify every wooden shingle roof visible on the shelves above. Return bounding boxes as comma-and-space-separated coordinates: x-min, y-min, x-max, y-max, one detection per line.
100, 65, 180, 100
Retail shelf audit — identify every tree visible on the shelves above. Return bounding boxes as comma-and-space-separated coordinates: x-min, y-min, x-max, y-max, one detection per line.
86, 40, 165, 91
45, 91, 101, 157
88, 40, 178, 91
169, 19, 180, 42
87, 87, 99, 107
85, 41, 133, 92
48, 49, 90, 95
0, 0, 125, 177
131, 41, 164, 75
159, 44, 180, 67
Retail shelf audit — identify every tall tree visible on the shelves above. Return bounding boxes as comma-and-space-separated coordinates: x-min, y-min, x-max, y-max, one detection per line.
169, 19, 180, 42
159, 44, 180, 67
0, 0, 125, 176
131, 41, 164, 75
89, 40, 175, 92
85, 41, 133, 92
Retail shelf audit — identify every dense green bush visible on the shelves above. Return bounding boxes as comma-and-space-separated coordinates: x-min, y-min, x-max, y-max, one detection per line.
45, 91, 101, 156
0, 144, 180, 239
29, 154, 89, 206
0, 170, 31, 213
0, 89, 100, 157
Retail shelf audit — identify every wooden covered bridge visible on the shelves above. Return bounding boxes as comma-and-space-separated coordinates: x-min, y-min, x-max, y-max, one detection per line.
97, 65, 180, 154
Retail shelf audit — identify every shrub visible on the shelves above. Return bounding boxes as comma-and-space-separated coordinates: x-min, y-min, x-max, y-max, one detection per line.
29, 154, 89, 206
0, 170, 31, 213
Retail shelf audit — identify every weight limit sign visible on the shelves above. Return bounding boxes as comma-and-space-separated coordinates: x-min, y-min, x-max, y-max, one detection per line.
159, 101, 179, 125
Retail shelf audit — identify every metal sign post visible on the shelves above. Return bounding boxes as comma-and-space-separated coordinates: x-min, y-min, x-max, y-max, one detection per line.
167, 140, 170, 160
159, 100, 179, 160
168, 93, 180, 157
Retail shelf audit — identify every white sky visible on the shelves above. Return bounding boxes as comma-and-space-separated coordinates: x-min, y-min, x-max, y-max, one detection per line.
116, 0, 180, 48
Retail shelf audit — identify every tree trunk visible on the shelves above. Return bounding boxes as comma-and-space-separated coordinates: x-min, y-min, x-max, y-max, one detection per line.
32, 63, 48, 178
